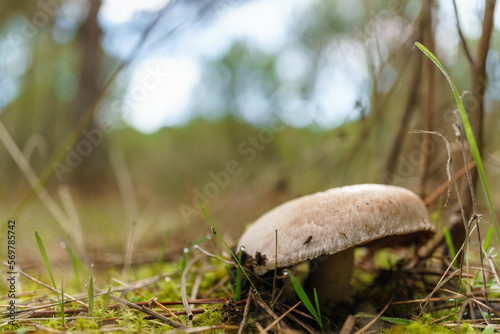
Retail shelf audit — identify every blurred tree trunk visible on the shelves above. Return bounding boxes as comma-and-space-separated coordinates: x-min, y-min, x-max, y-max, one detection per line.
72, 0, 107, 189
77, 0, 102, 121
418, 0, 435, 198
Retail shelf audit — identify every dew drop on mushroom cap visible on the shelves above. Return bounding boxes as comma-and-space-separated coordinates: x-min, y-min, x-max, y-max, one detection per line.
237, 184, 435, 306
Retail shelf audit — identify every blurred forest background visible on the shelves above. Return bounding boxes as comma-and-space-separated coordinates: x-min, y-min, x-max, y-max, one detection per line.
0, 0, 499, 274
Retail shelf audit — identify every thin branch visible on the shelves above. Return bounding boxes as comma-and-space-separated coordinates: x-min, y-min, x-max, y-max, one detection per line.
423, 161, 476, 206
181, 256, 203, 325
353, 297, 394, 334
275, 305, 316, 334
238, 290, 253, 334
263, 301, 302, 332
452, 0, 474, 64
339, 314, 356, 334
192, 245, 233, 265
108, 294, 188, 329
163, 325, 240, 334
149, 297, 185, 325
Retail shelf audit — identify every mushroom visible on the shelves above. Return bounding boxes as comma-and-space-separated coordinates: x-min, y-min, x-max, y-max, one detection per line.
237, 184, 434, 306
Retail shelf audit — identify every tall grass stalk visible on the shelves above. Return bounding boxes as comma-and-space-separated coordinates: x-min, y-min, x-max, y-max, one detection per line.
60, 277, 65, 327
88, 264, 95, 316
100, 286, 112, 325
444, 227, 458, 267
35, 231, 64, 327
235, 248, 242, 301
1, 123, 73, 238
180, 250, 187, 274
416, 42, 499, 245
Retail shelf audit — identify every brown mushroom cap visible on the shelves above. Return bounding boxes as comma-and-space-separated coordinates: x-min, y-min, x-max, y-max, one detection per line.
237, 184, 434, 275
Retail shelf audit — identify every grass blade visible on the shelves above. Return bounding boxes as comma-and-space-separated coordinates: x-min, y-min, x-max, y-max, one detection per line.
355, 313, 413, 326
180, 251, 187, 274
35, 231, 57, 290
313, 287, 323, 328
235, 249, 242, 301
416, 42, 499, 245
483, 225, 494, 254
60, 277, 65, 327
100, 286, 112, 325
88, 264, 94, 316
193, 235, 209, 245
482, 326, 495, 334
288, 272, 322, 329
35, 231, 65, 325
444, 227, 457, 267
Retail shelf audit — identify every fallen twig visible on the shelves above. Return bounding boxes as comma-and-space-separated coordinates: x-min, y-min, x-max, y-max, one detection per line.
149, 297, 185, 325
193, 245, 233, 265
163, 324, 239, 333
263, 301, 301, 332
424, 161, 477, 206
108, 294, 188, 329
181, 256, 203, 325
238, 290, 253, 334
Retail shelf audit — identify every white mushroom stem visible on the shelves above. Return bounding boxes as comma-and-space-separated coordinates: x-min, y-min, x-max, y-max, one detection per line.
305, 248, 354, 305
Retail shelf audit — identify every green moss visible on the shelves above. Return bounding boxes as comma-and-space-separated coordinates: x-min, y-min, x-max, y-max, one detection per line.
194, 307, 224, 328
373, 249, 401, 270
459, 322, 478, 333
2, 324, 32, 332
385, 320, 453, 334
156, 277, 183, 301
70, 317, 99, 331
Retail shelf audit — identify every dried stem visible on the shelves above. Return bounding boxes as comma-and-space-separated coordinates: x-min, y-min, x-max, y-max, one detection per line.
107, 294, 188, 329
181, 256, 203, 325
238, 290, 253, 334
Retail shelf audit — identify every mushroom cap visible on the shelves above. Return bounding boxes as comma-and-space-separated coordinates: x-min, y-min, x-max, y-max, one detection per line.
237, 184, 434, 275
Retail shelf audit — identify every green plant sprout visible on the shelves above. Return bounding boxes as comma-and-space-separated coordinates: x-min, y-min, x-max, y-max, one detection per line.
88, 264, 94, 316
288, 271, 323, 329
35, 231, 65, 328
